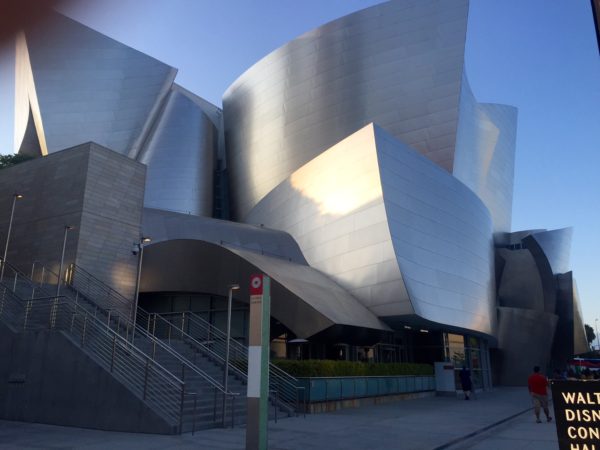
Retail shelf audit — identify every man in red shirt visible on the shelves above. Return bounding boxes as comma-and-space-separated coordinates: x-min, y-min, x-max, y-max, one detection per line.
528, 366, 552, 423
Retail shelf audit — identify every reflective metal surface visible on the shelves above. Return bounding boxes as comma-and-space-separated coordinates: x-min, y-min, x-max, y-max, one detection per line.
569, 276, 589, 355
139, 86, 217, 216
246, 124, 496, 336
528, 228, 573, 275
141, 209, 389, 338
496, 248, 546, 311
454, 74, 518, 233
16, 13, 223, 218
495, 228, 585, 378
17, 12, 177, 158
224, 0, 470, 220
496, 307, 558, 386
14, 32, 47, 155
553, 273, 589, 361
142, 208, 307, 264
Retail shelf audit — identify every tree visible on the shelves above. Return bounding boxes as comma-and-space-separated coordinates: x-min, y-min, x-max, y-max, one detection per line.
585, 324, 596, 347
0, 154, 34, 170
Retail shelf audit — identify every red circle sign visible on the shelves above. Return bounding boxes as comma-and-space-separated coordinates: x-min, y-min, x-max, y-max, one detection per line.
250, 274, 263, 295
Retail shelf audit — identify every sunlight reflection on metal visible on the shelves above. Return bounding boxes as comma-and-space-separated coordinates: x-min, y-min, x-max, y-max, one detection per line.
289, 129, 382, 216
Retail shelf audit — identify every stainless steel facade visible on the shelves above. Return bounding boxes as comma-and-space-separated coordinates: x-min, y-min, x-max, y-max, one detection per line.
8, 1, 587, 378
141, 208, 389, 338
495, 229, 588, 383
16, 13, 176, 159
528, 228, 573, 275
15, 13, 221, 218
139, 86, 217, 216
454, 75, 518, 233
223, 0, 470, 220
496, 307, 558, 385
246, 124, 496, 336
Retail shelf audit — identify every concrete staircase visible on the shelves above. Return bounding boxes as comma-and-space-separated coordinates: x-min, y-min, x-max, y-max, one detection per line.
0, 262, 182, 433
0, 260, 238, 433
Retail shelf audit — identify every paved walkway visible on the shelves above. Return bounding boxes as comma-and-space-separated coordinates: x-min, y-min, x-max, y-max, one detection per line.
0, 388, 558, 449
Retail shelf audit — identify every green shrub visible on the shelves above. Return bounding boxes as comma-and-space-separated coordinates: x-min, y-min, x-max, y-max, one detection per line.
272, 359, 433, 377
0, 154, 34, 170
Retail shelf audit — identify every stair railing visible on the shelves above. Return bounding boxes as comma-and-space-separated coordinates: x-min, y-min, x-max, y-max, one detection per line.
3, 260, 240, 431
64, 263, 132, 319
159, 310, 304, 415
140, 309, 248, 382
0, 270, 186, 428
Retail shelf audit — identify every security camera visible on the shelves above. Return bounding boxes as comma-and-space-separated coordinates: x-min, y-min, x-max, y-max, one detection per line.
132, 243, 140, 256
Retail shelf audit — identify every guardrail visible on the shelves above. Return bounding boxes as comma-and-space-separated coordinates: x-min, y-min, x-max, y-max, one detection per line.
0, 269, 185, 428
66, 263, 133, 319
158, 311, 305, 416
296, 375, 435, 404
1, 259, 239, 432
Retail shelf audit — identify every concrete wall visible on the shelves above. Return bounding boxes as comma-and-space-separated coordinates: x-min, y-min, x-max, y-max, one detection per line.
77, 146, 146, 298
0, 142, 145, 300
0, 323, 175, 433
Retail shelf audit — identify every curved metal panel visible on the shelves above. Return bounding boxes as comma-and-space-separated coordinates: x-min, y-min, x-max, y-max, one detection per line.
140, 213, 389, 337
377, 126, 495, 334
529, 228, 573, 275
140, 87, 217, 216
570, 277, 589, 355
224, 0, 469, 219
143, 207, 307, 264
496, 306, 558, 386
246, 124, 496, 336
19, 12, 176, 158
553, 273, 589, 362
495, 248, 548, 312
454, 74, 518, 233
14, 32, 47, 156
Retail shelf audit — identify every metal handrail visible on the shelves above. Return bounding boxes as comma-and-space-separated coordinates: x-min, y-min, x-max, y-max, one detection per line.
2, 259, 243, 430
28, 262, 222, 386
1, 259, 47, 300
133, 317, 235, 395
0, 277, 185, 425
159, 311, 302, 414
46, 262, 240, 427
140, 310, 249, 383
60, 266, 236, 397
56, 261, 300, 414
64, 263, 132, 317
30, 262, 131, 319
61, 264, 237, 395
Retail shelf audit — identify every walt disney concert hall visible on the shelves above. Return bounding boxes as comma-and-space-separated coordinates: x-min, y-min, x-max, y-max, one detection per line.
0, 0, 587, 432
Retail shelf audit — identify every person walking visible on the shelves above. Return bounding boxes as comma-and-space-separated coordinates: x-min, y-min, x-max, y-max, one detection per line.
459, 366, 472, 400
528, 366, 552, 423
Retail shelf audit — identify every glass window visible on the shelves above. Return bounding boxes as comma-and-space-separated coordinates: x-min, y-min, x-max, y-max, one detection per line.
445, 333, 465, 366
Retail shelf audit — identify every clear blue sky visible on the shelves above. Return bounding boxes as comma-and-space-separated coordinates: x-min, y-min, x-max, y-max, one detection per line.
1, 0, 599, 328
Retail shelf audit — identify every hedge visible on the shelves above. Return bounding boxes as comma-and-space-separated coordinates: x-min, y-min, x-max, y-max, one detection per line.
0, 154, 33, 170
272, 359, 433, 377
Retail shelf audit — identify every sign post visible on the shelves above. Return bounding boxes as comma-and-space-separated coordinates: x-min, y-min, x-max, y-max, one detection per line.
551, 380, 600, 450
246, 274, 270, 450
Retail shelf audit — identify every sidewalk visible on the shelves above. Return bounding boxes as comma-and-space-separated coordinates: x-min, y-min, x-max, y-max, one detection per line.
0, 387, 558, 449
